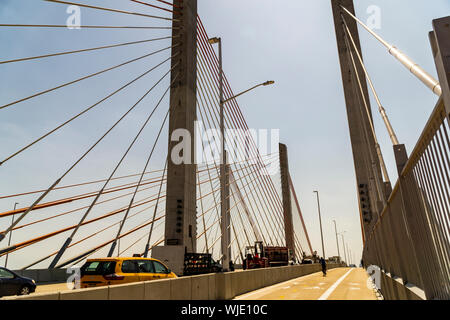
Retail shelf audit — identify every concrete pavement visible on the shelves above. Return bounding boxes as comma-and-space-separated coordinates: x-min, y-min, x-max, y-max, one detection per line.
234, 267, 378, 300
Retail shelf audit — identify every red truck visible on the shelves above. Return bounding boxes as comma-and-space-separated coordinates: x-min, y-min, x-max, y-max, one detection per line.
243, 241, 289, 270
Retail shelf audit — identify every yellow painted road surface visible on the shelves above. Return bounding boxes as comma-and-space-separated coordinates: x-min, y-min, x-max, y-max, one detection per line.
235, 268, 378, 300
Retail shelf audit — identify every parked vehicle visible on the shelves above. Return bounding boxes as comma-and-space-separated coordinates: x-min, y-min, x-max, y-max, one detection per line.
265, 246, 289, 267
183, 253, 222, 276
243, 241, 269, 270
243, 241, 290, 269
0, 267, 36, 297
80, 257, 177, 288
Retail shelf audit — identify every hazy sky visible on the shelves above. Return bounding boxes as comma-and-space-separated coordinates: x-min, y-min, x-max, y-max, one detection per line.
0, 0, 449, 269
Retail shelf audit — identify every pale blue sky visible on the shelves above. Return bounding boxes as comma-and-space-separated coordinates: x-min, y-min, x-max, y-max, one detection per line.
0, 0, 449, 269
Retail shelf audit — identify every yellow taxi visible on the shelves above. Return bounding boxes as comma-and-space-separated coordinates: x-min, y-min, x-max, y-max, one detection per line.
79, 257, 177, 288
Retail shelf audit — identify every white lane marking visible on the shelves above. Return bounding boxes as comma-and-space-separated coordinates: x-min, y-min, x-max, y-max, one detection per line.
318, 268, 353, 300
234, 269, 339, 300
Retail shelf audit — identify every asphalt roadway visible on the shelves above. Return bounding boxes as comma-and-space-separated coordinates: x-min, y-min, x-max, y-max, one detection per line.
234, 267, 379, 300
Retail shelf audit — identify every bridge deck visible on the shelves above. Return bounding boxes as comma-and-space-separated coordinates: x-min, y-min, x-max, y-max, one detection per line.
234, 267, 378, 300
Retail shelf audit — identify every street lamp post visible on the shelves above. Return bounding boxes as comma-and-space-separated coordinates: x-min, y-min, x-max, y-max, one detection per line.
313, 191, 325, 259
332, 220, 340, 262
340, 232, 347, 265
5, 202, 19, 268
347, 243, 351, 265
208, 37, 228, 272
208, 36, 275, 272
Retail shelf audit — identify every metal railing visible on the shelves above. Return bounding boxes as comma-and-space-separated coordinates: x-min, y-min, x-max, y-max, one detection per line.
363, 98, 450, 300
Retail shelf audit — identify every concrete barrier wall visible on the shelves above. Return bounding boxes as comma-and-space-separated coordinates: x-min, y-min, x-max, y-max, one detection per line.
4, 263, 344, 300
12, 268, 69, 284
379, 270, 425, 300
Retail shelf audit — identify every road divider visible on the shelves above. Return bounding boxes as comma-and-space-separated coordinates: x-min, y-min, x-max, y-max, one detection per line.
2, 263, 345, 300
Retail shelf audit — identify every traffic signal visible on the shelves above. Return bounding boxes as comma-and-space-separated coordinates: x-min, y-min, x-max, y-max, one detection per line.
359, 184, 372, 223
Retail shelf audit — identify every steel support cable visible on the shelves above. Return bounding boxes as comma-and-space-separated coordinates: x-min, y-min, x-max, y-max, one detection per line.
44, 0, 177, 22
0, 176, 166, 218
200, 85, 284, 242
48, 68, 178, 268
0, 45, 177, 111
207, 222, 223, 254
107, 81, 175, 257
62, 183, 225, 267
0, 194, 165, 257
197, 18, 287, 245
120, 223, 165, 256
0, 61, 177, 244
196, 36, 287, 244
197, 92, 275, 248
225, 160, 281, 215
0, 168, 166, 200
196, 82, 273, 245
229, 213, 244, 264
27, 165, 231, 267
155, 0, 181, 9
21, 199, 167, 269
143, 161, 167, 257
195, 109, 223, 247
8, 184, 166, 232
229, 172, 256, 246
2, 168, 244, 239
197, 20, 288, 232
199, 215, 221, 241
196, 55, 278, 236
118, 213, 167, 257
196, 162, 275, 236
196, 56, 284, 245
130, 0, 181, 14
229, 169, 260, 245
339, 5, 442, 97
343, 30, 390, 203
0, 153, 270, 200
0, 55, 177, 167
202, 183, 222, 253
197, 163, 210, 253
341, 21, 391, 184
293, 232, 303, 258
0, 24, 177, 29
55, 214, 166, 269
342, 19, 400, 146
196, 101, 267, 246
0, 36, 176, 65
288, 174, 313, 254
196, 164, 268, 222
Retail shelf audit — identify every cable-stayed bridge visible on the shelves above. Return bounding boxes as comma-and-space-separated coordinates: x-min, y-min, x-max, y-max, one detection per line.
0, 0, 449, 300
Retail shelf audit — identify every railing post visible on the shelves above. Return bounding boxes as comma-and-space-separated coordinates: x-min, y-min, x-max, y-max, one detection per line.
430, 16, 450, 118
